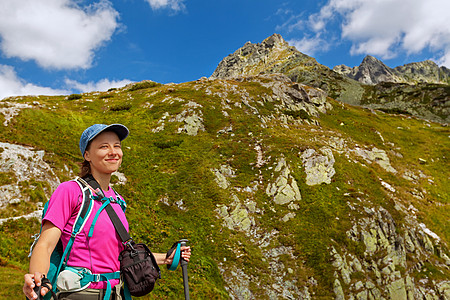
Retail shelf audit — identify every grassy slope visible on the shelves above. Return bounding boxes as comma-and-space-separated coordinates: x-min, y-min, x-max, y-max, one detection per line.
0, 78, 448, 298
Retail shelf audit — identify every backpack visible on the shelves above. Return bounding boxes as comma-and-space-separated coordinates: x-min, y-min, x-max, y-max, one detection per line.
28, 177, 127, 300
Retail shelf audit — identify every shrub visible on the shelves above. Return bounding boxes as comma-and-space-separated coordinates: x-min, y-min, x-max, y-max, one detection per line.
154, 140, 183, 149
283, 109, 311, 120
110, 103, 132, 112
67, 94, 82, 100
128, 81, 161, 91
378, 108, 412, 115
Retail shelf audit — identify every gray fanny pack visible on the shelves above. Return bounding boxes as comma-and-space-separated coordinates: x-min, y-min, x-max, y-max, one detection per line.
56, 267, 92, 292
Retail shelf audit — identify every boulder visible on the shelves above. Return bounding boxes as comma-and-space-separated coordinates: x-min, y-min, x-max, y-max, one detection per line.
301, 147, 336, 185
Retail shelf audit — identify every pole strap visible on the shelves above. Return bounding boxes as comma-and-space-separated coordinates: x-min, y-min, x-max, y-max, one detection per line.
167, 243, 181, 271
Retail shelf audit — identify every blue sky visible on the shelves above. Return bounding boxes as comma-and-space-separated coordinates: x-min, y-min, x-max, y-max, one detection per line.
0, 0, 449, 99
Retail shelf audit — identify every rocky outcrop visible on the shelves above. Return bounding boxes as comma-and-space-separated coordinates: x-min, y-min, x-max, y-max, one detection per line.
353, 147, 397, 174
0, 142, 60, 225
152, 100, 205, 135
0, 99, 33, 126
266, 157, 301, 205
301, 147, 336, 185
361, 82, 450, 124
210, 34, 296, 80
395, 60, 450, 84
331, 206, 450, 299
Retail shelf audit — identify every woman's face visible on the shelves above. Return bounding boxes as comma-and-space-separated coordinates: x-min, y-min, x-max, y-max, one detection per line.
84, 131, 123, 175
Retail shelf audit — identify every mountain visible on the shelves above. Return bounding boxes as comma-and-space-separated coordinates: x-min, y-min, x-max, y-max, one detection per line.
210, 34, 365, 105
333, 55, 402, 85
0, 73, 449, 299
333, 55, 450, 85
212, 34, 449, 124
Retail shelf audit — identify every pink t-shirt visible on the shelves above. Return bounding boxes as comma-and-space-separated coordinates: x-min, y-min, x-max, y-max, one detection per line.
43, 180, 129, 289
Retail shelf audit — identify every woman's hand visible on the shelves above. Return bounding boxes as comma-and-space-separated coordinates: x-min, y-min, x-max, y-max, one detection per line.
23, 272, 51, 300
154, 244, 192, 265
162, 245, 192, 265
180, 246, 191, 262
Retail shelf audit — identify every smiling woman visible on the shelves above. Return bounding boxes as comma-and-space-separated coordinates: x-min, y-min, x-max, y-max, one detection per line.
78, 124, 128, 190
23, 123, 191, 300
84, 131, 123, 187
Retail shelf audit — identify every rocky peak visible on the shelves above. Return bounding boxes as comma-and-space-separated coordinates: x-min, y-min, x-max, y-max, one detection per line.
333, 55, 400, 85
210, 33, 300, 80
357, 55, 399, 85
261, 33, 289, 48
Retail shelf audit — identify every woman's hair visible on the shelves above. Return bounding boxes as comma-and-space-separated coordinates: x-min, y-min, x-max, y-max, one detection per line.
78, 140, 92, 178
78, 160, 91, 178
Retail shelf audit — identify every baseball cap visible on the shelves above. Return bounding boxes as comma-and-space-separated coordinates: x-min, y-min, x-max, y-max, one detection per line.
79, 124, 129, 157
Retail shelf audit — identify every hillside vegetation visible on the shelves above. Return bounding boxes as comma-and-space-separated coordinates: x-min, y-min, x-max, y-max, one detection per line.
0, 73, 449, 299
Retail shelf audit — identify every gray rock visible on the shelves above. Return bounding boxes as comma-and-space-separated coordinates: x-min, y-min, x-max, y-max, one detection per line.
301, 147, 336, 185
266, 157, 301, 205
334, 279, 345, 300
212, 165, 235, 189
387, 278, 407, 300
353, 147, 397, 174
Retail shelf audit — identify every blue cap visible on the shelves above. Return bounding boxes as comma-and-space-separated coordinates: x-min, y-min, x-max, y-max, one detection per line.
79, 124, 129, 157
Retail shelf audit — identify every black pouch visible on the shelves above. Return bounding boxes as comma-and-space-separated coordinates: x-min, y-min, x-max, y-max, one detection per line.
119, 242, 161, 297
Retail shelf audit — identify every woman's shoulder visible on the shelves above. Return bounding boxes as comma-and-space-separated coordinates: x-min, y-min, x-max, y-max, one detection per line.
52, 179, 84, 198
57, 179, 83, 190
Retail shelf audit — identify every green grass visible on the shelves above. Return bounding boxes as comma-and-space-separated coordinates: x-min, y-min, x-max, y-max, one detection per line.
0, 77, 449, 298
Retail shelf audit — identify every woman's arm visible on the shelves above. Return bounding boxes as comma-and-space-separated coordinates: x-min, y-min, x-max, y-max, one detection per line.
23, 221, 61, 300
153, 246, 191, 265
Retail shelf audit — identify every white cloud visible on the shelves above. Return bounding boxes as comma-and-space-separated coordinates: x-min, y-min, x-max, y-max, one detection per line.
281, 0, 450, 67
65, 78, 133, 93
288, 35, 329, 57
0, 0, 120, 70
145, 0, 186, 12
0, 65, 68, 100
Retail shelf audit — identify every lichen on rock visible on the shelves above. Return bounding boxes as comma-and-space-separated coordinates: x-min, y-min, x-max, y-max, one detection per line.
266, 157, 301, 205
301, 147, 336, 186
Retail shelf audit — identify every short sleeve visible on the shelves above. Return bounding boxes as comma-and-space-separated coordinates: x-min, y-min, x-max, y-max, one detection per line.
43, 181, 82, 232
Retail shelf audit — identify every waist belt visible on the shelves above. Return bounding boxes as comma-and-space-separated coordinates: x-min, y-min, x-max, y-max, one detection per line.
58, 288, 119, 300
64, 266, 120, 300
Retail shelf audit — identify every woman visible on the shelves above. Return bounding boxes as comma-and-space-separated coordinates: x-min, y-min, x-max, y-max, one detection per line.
23, 124, 191, 300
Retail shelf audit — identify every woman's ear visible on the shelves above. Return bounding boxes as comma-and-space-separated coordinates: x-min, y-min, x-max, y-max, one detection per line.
84, 151, 90, 162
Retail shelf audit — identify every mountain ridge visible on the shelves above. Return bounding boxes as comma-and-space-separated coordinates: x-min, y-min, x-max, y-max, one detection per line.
211, 34, 450, 124
333, 55, 450, 85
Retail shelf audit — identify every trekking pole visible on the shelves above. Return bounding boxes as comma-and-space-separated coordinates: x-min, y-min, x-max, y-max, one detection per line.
180, 239, 190, 300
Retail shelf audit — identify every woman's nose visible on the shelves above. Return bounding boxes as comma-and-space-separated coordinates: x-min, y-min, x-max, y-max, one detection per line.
109, 146, 118, 155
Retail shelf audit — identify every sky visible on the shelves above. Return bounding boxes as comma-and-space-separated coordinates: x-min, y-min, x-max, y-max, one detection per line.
0, 0, 449, 100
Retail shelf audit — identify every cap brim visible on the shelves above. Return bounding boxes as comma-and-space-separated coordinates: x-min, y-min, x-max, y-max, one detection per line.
104, 124, 129, 141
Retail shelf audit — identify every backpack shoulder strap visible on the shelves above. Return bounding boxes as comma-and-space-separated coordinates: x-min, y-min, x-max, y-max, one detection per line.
51, 178, 94, 287
72, 178, 95, 234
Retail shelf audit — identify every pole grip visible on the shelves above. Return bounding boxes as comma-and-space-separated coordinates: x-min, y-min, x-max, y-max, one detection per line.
179, 239, 190, 300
